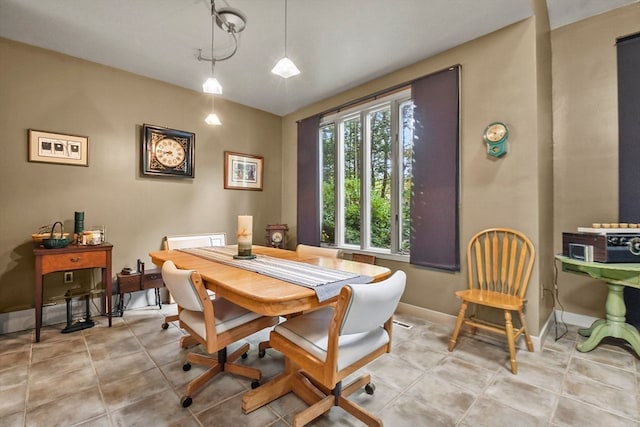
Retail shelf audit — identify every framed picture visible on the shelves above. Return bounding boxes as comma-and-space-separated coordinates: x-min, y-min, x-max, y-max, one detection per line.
224, 151, 263, 191
141, 124, 195, 178
28, 130, 88, 166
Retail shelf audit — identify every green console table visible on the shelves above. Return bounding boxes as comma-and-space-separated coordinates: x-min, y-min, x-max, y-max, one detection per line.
555, 255, 640, 354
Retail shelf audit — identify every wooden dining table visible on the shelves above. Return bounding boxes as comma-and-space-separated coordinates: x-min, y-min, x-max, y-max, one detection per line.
148, 245, 392, 413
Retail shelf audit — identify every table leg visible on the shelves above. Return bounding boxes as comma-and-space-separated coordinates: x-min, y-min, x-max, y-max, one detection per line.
576, 283, 640, 355
103, 266, 112, 327
35, 272, 43, 343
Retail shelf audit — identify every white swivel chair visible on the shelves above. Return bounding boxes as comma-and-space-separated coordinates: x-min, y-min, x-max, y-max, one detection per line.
296, 243, 343, 259
258, 242, 344, 358
161, 260, 279, 407
268, 270, 406, 426
161, 232, 226, 329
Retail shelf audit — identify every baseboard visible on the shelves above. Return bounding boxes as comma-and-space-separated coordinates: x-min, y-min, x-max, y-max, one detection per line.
553, 310, 597, 329
0, 300, 98, 334
395, 302, 597, 352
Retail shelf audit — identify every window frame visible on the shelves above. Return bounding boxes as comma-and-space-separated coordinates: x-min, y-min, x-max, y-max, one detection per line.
320, 88, 412, 260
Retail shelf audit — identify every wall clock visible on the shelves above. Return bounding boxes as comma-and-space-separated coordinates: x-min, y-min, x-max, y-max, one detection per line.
142, 124, 195, 177
265, 224, 288, 249
483, 122, 509, 158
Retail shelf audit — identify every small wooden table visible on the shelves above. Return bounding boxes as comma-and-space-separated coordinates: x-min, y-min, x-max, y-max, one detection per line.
149, 246, 391, 413
555, 255, 640, 355
34, 243, 113, 342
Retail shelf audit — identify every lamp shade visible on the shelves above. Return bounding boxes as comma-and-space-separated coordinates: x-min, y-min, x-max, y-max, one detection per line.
205, 113, 222, 125
203, 77, 223, 94
271, 57, 300, 78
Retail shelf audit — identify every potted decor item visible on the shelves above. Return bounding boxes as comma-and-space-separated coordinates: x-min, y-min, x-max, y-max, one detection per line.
42, 221, 71, 249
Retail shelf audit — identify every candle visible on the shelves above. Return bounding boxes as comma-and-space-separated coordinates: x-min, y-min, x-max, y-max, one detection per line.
237, 215, 253, 257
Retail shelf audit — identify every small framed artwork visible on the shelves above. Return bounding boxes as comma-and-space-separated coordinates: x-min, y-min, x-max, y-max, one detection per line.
224, 151, 263, 191
28, 129, 89, 166
142, 124, 195, 178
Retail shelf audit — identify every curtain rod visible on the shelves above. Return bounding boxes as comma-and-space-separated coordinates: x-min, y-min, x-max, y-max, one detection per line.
297, 64, 461, 122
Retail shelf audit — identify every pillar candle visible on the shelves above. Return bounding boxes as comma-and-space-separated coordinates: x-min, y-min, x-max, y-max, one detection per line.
237, 215, 253, 256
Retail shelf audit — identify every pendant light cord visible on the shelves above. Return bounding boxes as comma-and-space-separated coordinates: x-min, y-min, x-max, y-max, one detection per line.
284, 0, 288, 56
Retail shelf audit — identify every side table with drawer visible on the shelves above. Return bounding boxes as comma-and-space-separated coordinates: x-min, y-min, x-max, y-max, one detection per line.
116, 259, 164, 315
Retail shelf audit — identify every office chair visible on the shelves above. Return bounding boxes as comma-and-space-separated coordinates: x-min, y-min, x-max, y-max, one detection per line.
161, 232, 226, 329
257, 243, 344, 358
161, 260, 279, 407
448, 228, 535, 374
268, 270, 406, 426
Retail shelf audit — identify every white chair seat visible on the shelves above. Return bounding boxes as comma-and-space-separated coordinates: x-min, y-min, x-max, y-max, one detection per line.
274, 307, 389, 371
180, 297, 263, 339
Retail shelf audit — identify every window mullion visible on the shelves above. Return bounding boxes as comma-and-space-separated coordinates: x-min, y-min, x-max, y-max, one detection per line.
361, 111, 371, 250
336, 120, 345, 247
390, 101, 400, 254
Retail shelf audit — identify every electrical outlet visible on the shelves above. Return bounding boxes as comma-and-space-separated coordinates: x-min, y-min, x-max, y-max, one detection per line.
64, 271, 73, 283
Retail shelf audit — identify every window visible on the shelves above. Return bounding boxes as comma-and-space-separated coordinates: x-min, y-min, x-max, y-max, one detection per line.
299, 66, 459, 269
320, 89, 412, 256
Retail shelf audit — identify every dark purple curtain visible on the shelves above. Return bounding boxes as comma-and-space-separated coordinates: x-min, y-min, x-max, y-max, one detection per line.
617, 32, 640, 325
618, 32, 640, 222
297, 115, 321, 246
410, 66, 460, 270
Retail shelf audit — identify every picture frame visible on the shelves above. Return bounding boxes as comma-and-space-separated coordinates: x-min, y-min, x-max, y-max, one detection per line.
141, 124, 195, 178
224, 151, 263, 191
28, 129, 89, 166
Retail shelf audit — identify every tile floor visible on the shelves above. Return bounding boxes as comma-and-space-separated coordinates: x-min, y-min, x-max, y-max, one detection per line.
1, 305, 639, 426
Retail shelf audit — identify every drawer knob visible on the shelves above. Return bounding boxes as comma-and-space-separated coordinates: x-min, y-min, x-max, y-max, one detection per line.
70, 257, 81, 262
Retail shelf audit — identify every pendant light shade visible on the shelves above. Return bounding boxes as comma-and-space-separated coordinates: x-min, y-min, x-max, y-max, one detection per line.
272, 0, 300, 79
202, 77, 223, 94
272, 56, 300, 78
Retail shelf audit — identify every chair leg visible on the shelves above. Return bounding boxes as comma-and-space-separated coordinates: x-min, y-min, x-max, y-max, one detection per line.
184, 354, 223, 397
338, 396, 382, 427
293, 395, 335, 427
449, 301, 468, 351
224, 343, 262, 382
504, 310, 518, 374
518, 309, 534, 352
258, 340, 271, 357
180, 334, 199, 349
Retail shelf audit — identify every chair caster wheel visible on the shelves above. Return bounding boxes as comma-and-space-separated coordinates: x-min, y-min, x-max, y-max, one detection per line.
183, 363, 191, 371
258, 349, 266, 358
365, 383, 375, 395
161, 322, 169, 330
241, 352, 248, 360
251, 381, 260, 389
181, 396, 192, 408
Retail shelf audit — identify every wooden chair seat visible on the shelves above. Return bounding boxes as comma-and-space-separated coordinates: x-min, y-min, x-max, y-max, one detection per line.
455, 289, 523, 310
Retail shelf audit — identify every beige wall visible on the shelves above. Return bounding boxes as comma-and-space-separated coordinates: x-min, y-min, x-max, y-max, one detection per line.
3, 2, 638, 334
0, 38, 282, 312
282, 17, 552, 335
552, 3, 640, 317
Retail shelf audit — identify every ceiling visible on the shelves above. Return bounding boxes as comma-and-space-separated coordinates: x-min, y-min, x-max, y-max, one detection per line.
0, 0, 637, 116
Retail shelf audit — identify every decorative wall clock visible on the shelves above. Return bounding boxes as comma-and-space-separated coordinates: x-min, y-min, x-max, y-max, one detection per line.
482, 121, 509, 158
142, 124, 195, 177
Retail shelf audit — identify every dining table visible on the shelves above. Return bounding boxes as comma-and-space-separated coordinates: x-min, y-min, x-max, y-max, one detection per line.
148, 245, 392, 413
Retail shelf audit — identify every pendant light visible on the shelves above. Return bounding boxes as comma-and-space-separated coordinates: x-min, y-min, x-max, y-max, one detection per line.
272, 0, 300, 78
198, 0, 247, 94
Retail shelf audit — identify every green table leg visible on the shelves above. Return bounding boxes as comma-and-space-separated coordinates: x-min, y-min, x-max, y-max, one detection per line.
576, 283, 640, 355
